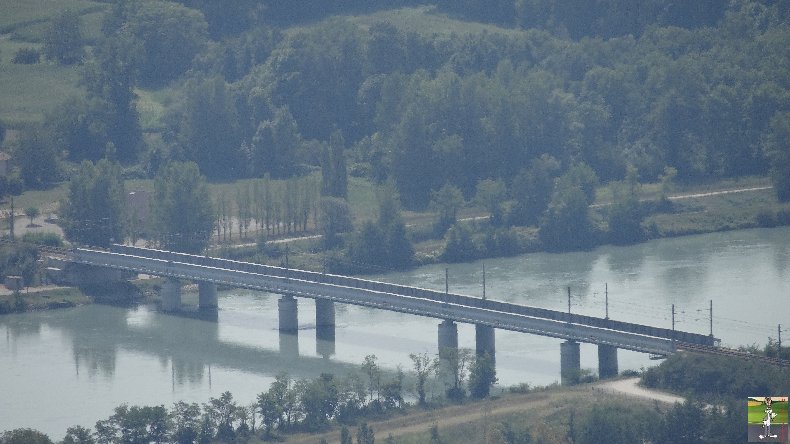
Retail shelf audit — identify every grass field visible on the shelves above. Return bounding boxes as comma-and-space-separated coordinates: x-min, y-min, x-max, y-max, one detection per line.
0, 0, 107, 126
0, 0, 102, 33
0, 61, 85, 125
748, 399, 789, 425
348, 5, 523, 37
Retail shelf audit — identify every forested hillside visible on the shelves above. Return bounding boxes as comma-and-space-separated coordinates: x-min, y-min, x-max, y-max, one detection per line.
2, 0, 790, 255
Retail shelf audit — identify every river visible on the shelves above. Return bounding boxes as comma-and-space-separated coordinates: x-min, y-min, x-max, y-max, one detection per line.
1, 227, 789, 437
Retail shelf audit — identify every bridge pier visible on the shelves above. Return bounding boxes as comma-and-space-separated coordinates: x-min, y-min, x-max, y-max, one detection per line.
438, 319, 458, 355
161, 278, 182, 312
278, 295, 298, 333
560, 340, 581, 385
198, 282, 218, 310
315, 299, 335, 329
597, 344, 618, 379
438, 320, 458, 390
475, 324, 495, 362
315, 299, 335, 358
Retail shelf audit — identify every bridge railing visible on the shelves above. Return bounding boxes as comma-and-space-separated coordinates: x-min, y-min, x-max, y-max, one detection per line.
107, 244, 715, 346
72, 247, 677, 354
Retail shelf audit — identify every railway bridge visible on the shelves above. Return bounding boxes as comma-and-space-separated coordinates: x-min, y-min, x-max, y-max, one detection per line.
54, 244, 722, 384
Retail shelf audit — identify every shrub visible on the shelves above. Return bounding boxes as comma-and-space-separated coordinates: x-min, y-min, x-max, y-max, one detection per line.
21, 232, 64, 247
12, 47, 40, 64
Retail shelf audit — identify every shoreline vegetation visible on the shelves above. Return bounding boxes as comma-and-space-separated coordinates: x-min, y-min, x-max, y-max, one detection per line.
5, 349, 787, 443
2, 176, 789, 315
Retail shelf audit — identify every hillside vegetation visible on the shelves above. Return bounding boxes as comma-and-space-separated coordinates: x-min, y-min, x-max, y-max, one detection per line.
0, 0, 789, 268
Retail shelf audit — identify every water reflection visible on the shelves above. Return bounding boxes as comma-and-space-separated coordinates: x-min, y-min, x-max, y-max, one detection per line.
72, 343, 116, 379
2, 313, 44, 341
653, 237, 711, 304
604, 242, 646, 279
316, 324, 336, 358
279, 331, 299, 359
171, 357, 205, 386
0, 302, 357, 392
2, 227, 790, 438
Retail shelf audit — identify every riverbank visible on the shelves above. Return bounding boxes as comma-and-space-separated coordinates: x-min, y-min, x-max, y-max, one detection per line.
3, 227, 785, 438
0, 278, 163, 314
0, 285, 89, 313
249, 177, 790, 274
3, 177, 788, 314
283, 377, 683, 444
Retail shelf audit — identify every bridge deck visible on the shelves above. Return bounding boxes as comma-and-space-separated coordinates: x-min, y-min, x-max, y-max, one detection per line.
109, 244, 715, 347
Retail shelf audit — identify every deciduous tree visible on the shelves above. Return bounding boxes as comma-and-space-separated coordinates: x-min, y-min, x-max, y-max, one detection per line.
62, 426, 94, 444
0, 429, 53, 444
14, 124, 59, 189
539, 176, 595, 252
468, 355, 497, 399
409, 352, 438, 405
474, 179, 507, 226
150, 162, 214, 253
61, 160, 125, 248
430, 183, 464, 237
43, 10, 84, 64
170, 401, 201, 444
510, 154, 561, 226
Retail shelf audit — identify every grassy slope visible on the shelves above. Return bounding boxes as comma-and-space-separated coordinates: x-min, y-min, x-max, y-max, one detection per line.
349, 5, 521, 37
0, 0, 107, 126
282, 381, 671, 444
0, 0, 101, 32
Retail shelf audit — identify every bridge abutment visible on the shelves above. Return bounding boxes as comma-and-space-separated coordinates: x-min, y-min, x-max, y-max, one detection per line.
315, 299, 336, 358
278, 295, 298, 333
161, 278, 182, 312
198, 282, 218, 310
475, 324, 495, 362
597, 344, 618, 379
560, 340, 581, 385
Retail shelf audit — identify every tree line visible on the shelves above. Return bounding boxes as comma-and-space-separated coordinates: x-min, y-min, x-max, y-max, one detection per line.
0, 350, 496, 443
14, 1, 789, 190
6, 0, 790, 257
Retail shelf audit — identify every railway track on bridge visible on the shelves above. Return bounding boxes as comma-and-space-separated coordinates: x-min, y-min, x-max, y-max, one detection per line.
106, 244, 717, 347
676, 342, 790, 367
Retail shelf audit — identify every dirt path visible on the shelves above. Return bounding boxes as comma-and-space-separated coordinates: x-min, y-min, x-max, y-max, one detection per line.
0, 284, 70, 296
596, 377, 684, 404
666, 185, 772, 201
211, 184, 774, 252
591, 185, 773, 209
283, 379, 682, 443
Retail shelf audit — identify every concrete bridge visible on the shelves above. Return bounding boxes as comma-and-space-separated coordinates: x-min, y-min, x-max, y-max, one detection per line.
57, 244, 719, 384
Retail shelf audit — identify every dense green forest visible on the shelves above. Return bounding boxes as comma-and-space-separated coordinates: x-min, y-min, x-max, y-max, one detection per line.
3, 0, 790, 258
